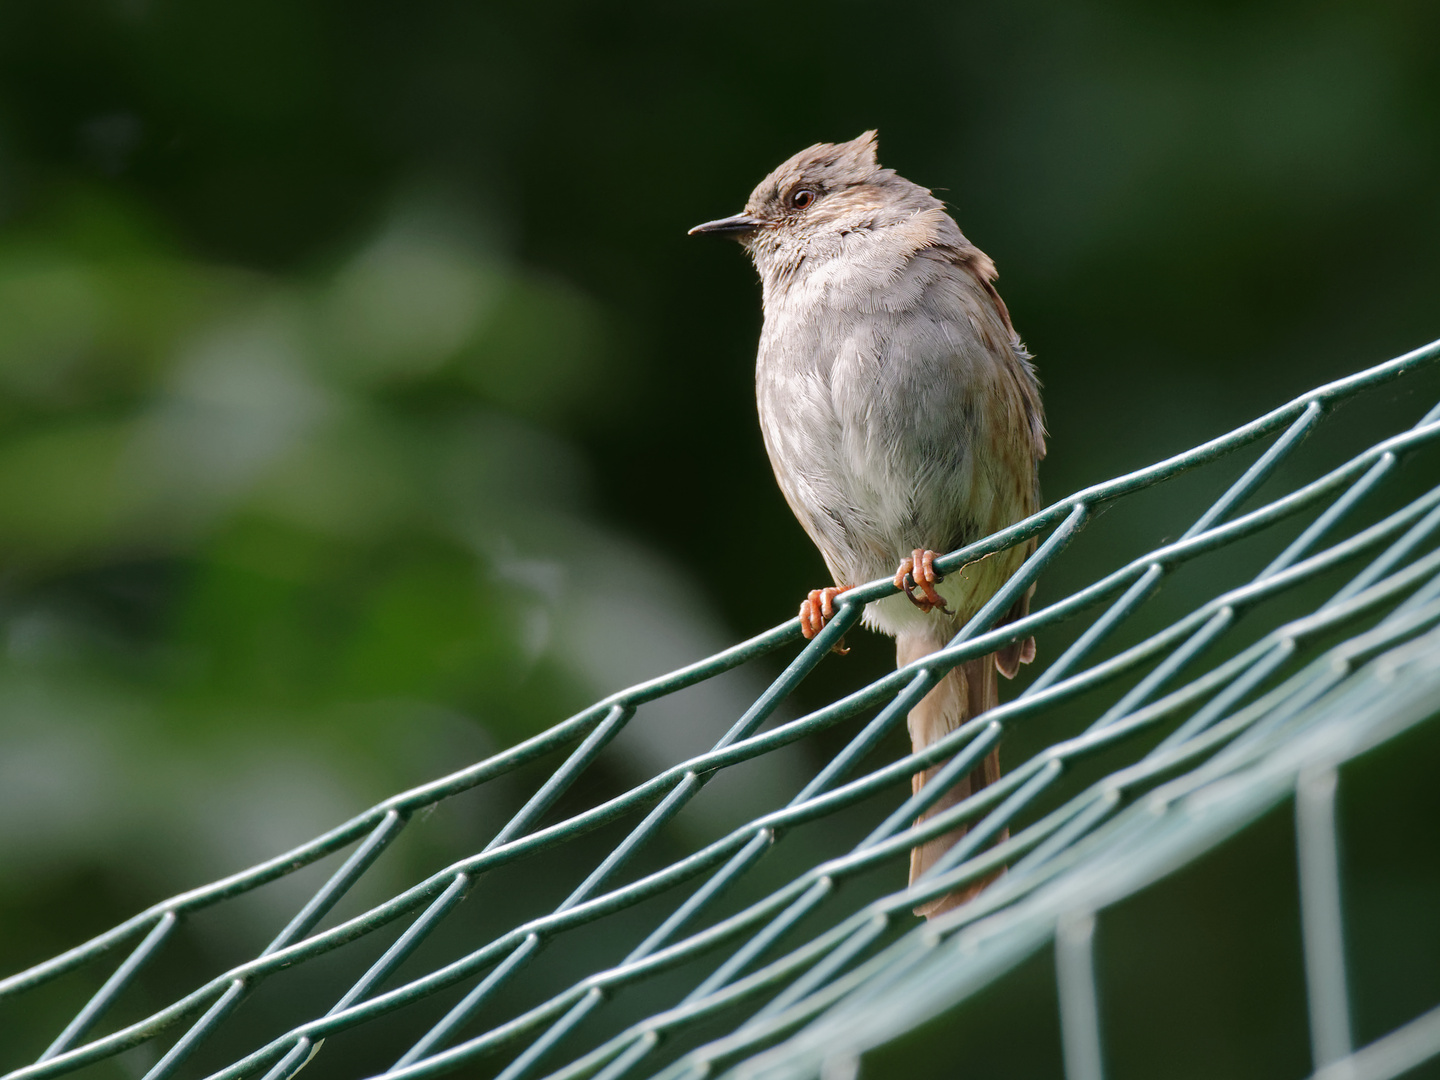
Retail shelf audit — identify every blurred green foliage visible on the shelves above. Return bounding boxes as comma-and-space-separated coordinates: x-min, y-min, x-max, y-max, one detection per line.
0, 0, 1437, 1072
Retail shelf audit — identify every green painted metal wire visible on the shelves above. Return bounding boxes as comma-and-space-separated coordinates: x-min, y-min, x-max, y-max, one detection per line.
2, 337, 1439, 1080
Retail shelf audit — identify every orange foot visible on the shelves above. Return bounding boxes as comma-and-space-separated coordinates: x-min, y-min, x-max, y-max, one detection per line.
799, 586, 852, 653
894, 549, 954, 615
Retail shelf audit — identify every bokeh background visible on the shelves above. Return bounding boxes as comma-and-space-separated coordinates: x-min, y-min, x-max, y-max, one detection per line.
0, 0, 1437, 1076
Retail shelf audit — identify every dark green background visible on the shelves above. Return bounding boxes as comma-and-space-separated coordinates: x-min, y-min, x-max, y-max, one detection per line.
0, 1, 1436, 1075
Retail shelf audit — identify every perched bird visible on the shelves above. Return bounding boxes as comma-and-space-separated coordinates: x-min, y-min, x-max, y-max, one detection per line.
691, 131, 1045, 918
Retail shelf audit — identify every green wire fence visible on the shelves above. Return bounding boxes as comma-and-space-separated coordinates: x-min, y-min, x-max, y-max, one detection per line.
4, 337, 1440, 1080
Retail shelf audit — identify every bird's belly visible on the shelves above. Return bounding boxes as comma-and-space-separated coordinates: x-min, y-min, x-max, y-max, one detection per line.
756, 364, 991, 591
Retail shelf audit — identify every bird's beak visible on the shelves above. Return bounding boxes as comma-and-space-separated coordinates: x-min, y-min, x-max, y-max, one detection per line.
688, 212, 764, 239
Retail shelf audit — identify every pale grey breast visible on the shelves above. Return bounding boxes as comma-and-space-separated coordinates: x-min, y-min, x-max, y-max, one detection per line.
755, 229, 1037, 594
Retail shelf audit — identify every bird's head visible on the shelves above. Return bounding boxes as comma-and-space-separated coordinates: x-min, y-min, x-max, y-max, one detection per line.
688, 131, 943, 273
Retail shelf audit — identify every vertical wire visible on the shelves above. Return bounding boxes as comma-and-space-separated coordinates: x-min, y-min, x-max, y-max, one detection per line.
1056, 912, 1105, 1080
1296, 768, 1353, 1069
1308, 1002, 1440, 1080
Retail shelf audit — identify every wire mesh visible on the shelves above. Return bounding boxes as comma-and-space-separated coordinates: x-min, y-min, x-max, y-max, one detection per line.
3, 337, 1440, 1080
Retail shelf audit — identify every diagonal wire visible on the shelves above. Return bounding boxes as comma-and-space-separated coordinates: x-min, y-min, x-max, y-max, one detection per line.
4, 338, 1439, 1080
142, 702, 637, 1080
362, 411, 1440, 1080
34, 455, 1440, 1080
400, 449, 1434, 1080
528, 451, 1440, 1080
409, 507, 1092, 1080
615, 401, 1434, 1067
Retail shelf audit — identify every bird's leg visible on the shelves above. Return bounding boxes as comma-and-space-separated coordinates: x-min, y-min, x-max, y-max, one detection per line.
894, 548, 954, 615
799, 586, 852, 654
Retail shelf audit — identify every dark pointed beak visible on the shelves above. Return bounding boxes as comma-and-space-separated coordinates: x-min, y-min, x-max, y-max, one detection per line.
688, 212, 764, 239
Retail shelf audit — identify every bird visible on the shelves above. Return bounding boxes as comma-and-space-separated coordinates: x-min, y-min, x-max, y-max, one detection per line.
690, 131, 1045, 918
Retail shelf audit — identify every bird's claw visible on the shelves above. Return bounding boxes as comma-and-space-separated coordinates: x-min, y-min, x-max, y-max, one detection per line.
800, 586, 852, 654
894, 549, 953, 614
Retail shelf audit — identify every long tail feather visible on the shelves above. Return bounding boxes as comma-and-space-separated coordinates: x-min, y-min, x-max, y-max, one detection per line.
898, 632, 1006, 919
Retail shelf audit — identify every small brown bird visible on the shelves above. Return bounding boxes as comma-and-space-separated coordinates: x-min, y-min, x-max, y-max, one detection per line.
691, 132, 1044, 917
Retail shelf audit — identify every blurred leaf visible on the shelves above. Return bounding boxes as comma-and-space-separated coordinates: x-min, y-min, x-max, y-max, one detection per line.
456, 273, 615, 422
0, 419, 135, 560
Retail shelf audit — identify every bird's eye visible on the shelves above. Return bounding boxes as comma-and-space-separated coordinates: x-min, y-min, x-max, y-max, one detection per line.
790, 189, 816, 210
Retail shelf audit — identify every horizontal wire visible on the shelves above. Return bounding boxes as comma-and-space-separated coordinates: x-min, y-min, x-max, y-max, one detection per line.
1309, 1002, 1440, 1080
402, 582, 1440, 1080
13, 337, 1433, 1005
6, 339, 1438, 1080
138, 701, 640, 1079
36, 913, 179, 1062
180, 466, 1440, 1080
526, 544, 1440, 1080
646, 621, 1440, 1080
400, 423, 1440, 1080
26, 467, 1440, 1080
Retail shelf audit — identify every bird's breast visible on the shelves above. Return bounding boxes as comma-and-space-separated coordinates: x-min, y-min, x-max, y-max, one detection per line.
753, 234, 1040, 592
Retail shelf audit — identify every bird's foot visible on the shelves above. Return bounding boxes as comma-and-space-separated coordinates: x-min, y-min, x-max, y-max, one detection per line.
800, 586, 852, 653
894, 549, 953, 615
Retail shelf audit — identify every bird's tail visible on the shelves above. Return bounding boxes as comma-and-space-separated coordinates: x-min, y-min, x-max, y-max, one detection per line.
898, 629, 1006, 919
